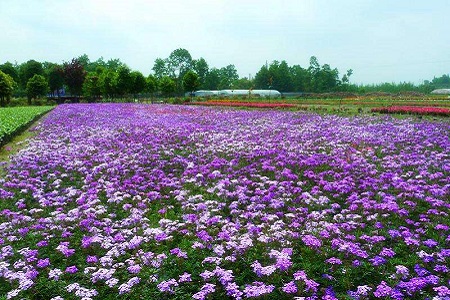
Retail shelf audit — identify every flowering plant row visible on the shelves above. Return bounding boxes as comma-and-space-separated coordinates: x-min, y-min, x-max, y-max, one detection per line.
0, 104, 449, 299
371, 106, 450, 116
190, 101, 297, 108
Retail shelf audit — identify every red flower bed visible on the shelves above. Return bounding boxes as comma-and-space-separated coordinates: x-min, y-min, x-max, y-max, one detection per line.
190, 101, 296, 109
371, 106, 450, 116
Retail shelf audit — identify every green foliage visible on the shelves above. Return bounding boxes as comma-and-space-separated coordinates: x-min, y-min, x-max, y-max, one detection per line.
0, 106, 53, 146
146, 75, 158, 94
19, 60, 44, 89
152, 58, 168, 80
114, 66, 133, 97
192, 57, 209, 88
182, 70, 200, 93
203, 68, 221, 90
218, 64, 239, 89
46, 64, 65, 97
0, 62, 19, 84
26, 74, 48, 103
83, 73, 102, 101
0, 71, 15, 107
167, 48, 193, 79
233, 77, 253, 89
99, 70, 117, 99
130, 71, 147, 98
159, 76, 176, 97
254, 60, 293, 92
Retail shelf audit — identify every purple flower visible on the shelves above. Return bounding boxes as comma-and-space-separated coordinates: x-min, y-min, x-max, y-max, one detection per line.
86, 255, 98, 264
326, 257, 342, 265
65, 265, 78, 274
282, 281, 298, 294
370, 256, 386, 266
37, 258, 50, 268
243, 281, 274, 298
157, 279, 178, 294
178, 272, 192, 283
373, 281, 392, 298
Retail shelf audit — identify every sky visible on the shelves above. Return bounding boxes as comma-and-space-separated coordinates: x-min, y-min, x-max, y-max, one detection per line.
1, 0, 449, 85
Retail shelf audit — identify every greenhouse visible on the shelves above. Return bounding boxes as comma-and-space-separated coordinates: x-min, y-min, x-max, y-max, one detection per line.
190, 89, 281, 98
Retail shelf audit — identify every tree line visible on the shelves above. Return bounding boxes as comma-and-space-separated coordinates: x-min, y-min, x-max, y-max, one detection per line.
1, 48, 449, 106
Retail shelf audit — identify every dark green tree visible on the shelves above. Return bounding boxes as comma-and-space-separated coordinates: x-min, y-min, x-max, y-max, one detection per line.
0, 62, 19, 84
146, 75, 158, 94
152, 58, 168, 79
272, 60, 293, 92
167, 48, 193, 94
290, 65, 309, 92
99, 70, 116, 99
0, 70, 15, 106
130, 71, 147, 100
159, 76, 176, 97
26, 74, 48, 104
204, 68, 221, 90
233, 77, 253, 89
83, 73, 102, 102
19, 60, 44, 89
47, 64, 65, 97
218, 65, 239, 89
114, 66, 132, 97
106, 58, 124, 71
254, 64, 271, 89
192, 58, 209, 88
182, 70, 200, 94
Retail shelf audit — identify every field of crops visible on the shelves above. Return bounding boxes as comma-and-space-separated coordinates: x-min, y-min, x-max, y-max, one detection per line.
0, 106, 54, 146
0, 104, 449, 299
371, 106, 450, 116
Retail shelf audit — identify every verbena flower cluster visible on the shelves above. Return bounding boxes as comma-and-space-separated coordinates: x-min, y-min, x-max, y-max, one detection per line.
0, 104, 449, 299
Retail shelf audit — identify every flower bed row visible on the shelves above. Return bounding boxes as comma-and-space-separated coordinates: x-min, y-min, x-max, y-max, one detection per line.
371, 106, 450, 116
0, 106, 54, 147
190, 101, 297, 108
0, 104, 449, 299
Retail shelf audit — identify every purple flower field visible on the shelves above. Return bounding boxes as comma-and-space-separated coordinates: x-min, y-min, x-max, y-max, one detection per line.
0, 103, 449, 299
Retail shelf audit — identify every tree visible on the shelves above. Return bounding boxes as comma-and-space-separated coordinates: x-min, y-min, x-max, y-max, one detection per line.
272, 60, 293, 92
290, 65, 309, 92
192, 58, 209, 88
254, 64, 271, 89
99, 70, 116, 99
146, 75, 158, 94
63, 58, 86, 97
19, 60, 44, 89
47, 64, 65, 97
218, 65, 239, 89
182, 71, 200, 94
152, 58, 168, 80
233, 77, 253, 89
167, 48, 193, 94
77, 54, 91, 71
130, 71, 147, 100
204, 68, 221, 90
167, 48, 192, 78
106, 58, 124, 72
114, 66, 132, 97
159, 76, 176, 97
83, 73, 102, 102
0, 70, 15, 107
26, 74, 48, 104
0, 62, 19, 84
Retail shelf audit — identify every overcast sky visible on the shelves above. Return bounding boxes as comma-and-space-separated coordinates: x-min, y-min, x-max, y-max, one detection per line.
1, 0, 449, 84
